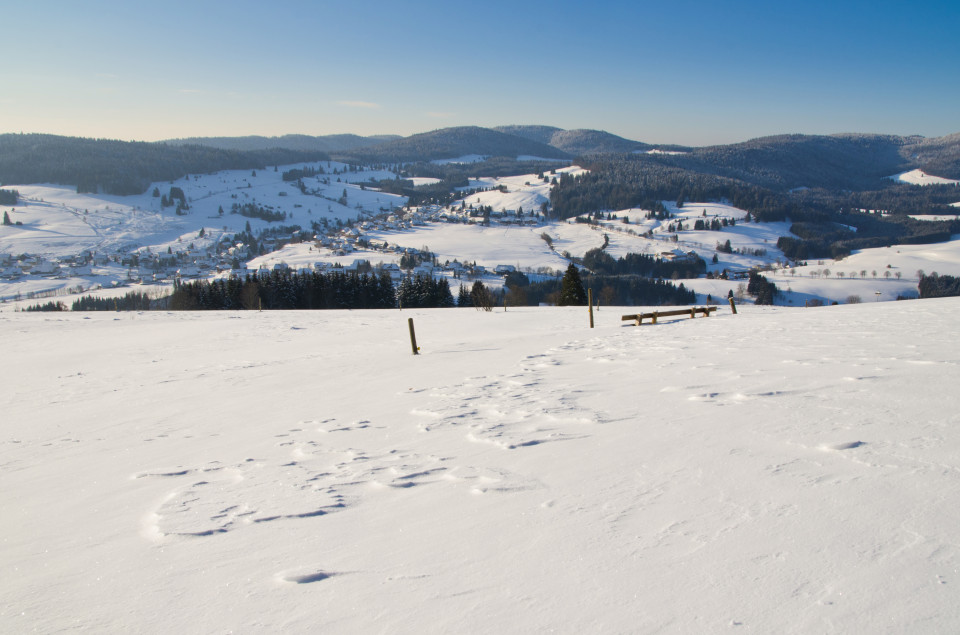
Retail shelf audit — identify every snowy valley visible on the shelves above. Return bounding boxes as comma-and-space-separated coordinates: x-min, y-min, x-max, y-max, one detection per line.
2, 157, 959, 311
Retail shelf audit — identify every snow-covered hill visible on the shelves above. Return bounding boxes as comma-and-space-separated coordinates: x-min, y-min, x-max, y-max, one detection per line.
3, 300, 959, 632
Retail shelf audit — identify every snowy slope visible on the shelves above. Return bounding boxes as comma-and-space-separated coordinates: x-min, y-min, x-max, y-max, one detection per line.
888, 169, 960, 186
3, 300, 960, 632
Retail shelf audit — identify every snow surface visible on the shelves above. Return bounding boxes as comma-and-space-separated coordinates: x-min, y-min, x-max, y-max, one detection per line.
364, 223, 576, 272
911, 215, 960, 222
431, 155, 489, 165
888, 169, 960, 186
3, 300, 960, 632
453, 167, 584, 215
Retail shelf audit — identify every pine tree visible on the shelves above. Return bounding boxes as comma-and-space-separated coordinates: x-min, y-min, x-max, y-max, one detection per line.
457, 284, 471, 307
558, 263, 587, 306
471, 280, 493, 311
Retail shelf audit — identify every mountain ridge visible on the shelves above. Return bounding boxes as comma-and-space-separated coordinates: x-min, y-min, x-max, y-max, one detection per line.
163, 133, 401, 153
3, 127, 959, 195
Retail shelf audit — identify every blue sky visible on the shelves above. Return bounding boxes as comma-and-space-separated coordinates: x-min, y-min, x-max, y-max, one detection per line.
2, 0, 957, 146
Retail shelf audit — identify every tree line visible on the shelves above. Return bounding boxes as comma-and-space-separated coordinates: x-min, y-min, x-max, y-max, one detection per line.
918, 273, 960, 299
169, 270, 398, 310
581, 247, 706, 279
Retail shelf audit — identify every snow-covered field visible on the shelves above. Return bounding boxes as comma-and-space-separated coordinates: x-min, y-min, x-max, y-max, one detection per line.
889, 169, 960, 186
3, 300, 960, 632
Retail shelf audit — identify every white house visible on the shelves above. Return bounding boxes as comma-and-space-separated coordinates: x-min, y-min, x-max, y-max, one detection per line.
413, 263, 435, 276
70, 264, 93, 276
33, 260, 60, 275
659, 249, 698, 263
446, 261, 467, 275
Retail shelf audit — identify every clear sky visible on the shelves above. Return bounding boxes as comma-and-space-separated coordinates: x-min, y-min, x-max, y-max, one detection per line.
2, 0, 957, 146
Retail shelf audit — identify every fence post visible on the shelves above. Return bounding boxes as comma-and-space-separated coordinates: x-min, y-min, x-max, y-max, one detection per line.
588, 289, 594, 328
408, 317, 420, 355
728, 296, 737, 314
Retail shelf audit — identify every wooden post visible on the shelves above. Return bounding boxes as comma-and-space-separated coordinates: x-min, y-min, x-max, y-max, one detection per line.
588, 289, 594, 328
652, 311, 658, 324
728, 296, 737, 314
408, 318, 419, 355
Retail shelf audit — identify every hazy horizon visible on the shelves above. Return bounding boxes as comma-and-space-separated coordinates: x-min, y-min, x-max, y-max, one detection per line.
2, 0, 958, 147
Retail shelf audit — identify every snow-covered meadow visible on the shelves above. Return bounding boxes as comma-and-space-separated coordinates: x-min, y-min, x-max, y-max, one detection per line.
3, 300, 960, 632
889, 169, 960, 187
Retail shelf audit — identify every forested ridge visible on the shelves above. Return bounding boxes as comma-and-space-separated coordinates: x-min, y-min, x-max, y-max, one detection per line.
333, 126, 571, 164
0, 134, 329, 195
550, 138, 960, 261
163, 133, 400, 153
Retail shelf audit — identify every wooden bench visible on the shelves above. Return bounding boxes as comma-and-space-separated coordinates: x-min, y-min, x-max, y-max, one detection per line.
621, 306, 718, 325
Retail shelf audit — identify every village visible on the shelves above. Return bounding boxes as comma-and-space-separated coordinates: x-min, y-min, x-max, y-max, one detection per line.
0, 189, 740, 301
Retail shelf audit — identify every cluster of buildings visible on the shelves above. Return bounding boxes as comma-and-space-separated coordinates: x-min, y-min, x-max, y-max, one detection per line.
0, 252, 102, 280
1, 195, 547, 288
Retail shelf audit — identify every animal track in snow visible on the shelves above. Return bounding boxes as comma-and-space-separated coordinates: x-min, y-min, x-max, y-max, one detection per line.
411, 341, 603, 451
136, 435, 474, 541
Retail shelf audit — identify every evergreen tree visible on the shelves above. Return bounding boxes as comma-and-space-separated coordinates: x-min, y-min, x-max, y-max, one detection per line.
471, 280, 493, 311
747, 272, 778, 305
558, 263, 587, 305
457, 284, 471, 307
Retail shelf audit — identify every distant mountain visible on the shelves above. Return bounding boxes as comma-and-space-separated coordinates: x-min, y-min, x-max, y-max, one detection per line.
495, 126, 656, 156
902, 133, 960, 179
163, 134, 400, 154
658, 134, 916, 191
334, 126, 572, 163
493, 125, 565, 146
0, 133, 328, 194
4, 127, 958, 197
553, 129, 650, 155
